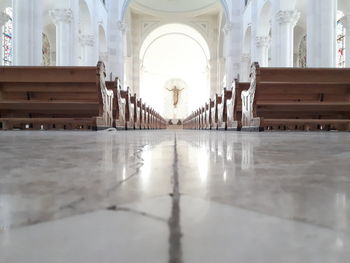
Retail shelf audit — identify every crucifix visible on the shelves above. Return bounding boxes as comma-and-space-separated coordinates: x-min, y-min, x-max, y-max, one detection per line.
166, 85, 184, 108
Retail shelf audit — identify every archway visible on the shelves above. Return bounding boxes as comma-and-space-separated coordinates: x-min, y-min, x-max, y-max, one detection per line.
78, 0, 93, 65
256, 1, 272, 66
120, 0, 230, 22
98, 25, 107, 64
139, 24, 210, 120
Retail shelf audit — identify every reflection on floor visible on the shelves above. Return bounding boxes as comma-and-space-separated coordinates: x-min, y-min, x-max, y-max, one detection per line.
0, 130, 349, 262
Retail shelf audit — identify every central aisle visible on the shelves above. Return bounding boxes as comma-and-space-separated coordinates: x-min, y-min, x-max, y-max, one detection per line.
0, 130, 349, 262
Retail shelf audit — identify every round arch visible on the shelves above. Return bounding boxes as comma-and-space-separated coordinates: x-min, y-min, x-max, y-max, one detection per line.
98, 25, 107, 49
257, 1, 272, 36
120, 0, 230, 22
138, 23, 211, 119
243, 26, 251, 54
140, 23, 211, 61
79, 0, 93, 34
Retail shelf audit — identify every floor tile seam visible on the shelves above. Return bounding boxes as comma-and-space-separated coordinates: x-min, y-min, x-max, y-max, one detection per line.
180, 193, 350, 236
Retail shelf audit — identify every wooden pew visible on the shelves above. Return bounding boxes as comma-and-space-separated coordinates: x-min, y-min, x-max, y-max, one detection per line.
149, 108, 154, 129
209, 95, 221, 130
130, 93, 139, 130
183, 112, 192, 129
199, 106, 204, 129
208, 99, 215, 130
241, 63, 350, 131
225, 80, 250, 131
203, 103, 209, 129
136, 98, 143, 130
217, 88, 231, 130
216, 93, 225, 130
106, 78, 127, 130
0, 62, 113, 130
145, 106, 150, 129
141, 103, 147, 129
120, 87, 135, 130
195, 109, 200, 129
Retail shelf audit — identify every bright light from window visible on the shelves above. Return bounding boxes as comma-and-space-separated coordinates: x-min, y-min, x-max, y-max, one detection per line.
140, 24, 210, 120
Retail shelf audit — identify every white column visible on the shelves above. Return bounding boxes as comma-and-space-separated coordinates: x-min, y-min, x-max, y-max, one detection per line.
307, 0, 337, 67
223, 22, 241, 87
0, 12, 10, 65
255, 36, 270, 67
250, 0, 259, 63
340, 15, 350, 67
99, 51, 108, 65
80, 34, 95, 66
49, 9, 74, 66
240, 54, 251, 81
272, 10, 300, 67
13, 0, 42, 65
117, 20, 127, 85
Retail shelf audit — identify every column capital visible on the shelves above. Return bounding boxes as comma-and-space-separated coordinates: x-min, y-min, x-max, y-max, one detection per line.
256, 36, 270, 48
276, 10, 300, 27
118, 21, 128, 33
340, 15, 350, 29
223, 23, 233, 34
79, 34, 95, 47
49, 9, 73, 24
0, 12, 10, 26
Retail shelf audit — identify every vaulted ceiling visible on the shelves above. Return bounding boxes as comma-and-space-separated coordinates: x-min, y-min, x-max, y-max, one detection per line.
130, 0, 221, 17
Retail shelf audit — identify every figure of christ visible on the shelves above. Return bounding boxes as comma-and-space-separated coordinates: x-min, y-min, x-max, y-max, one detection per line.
166, 86, 184, 108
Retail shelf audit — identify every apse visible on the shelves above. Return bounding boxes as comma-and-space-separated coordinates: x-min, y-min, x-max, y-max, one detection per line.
139, 24, 210, 120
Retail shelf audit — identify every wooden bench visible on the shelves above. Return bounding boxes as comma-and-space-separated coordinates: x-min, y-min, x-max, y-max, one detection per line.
130, 93, 140, 129
216, 93, 225, 130
141, 103, 147, 129
183, 112, 193, 129
145, 106, 150, 129
199, 106, 204, 129
106, 78, 126, 130
241, 63, 350, 131
225, 80, 250, 130
136, 98, 143, 130
0, 62, 113, 130
211, 94, 221, 130
196, 109, 201, 129
120, 87, 135, 130
207, 99, 215, 130
203, 103, 209, 129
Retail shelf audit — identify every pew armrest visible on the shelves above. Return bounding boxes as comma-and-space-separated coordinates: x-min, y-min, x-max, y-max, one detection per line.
97, 62, 114, 128
241, 64, 261, 129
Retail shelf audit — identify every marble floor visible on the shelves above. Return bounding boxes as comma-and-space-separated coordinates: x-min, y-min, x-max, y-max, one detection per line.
0, 130, 349, 262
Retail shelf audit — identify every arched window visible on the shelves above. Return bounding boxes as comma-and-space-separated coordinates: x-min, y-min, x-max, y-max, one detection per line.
1, 7, 13, 65
337, 11, 345, 68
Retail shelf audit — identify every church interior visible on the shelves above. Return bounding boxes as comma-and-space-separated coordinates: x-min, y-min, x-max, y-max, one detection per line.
0, 0, 349, 262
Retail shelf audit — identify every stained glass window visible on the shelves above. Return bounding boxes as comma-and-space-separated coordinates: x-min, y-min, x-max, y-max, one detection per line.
337, 11, 345, 68
2, 7, 13, 66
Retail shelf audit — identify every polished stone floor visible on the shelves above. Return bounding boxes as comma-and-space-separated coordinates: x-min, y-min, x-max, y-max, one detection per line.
0, 130, 349, 262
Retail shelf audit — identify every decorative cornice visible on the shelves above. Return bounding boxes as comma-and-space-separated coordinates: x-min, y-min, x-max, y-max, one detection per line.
49, 9, 73, 24
0, 12, 10, 26
255, 36, 270, 48
340, 15, 350, 29
80, 34, 95, 47
276, 10, 300, 27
